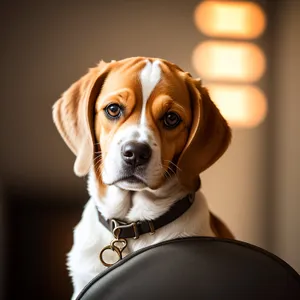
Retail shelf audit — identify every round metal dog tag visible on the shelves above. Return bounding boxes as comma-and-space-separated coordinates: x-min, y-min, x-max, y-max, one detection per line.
100, 238, 128, 267
99, 244, 122, 267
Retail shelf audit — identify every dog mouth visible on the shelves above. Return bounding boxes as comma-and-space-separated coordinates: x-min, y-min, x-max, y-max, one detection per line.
127, 175, 144, 183
112, 175, 148, 187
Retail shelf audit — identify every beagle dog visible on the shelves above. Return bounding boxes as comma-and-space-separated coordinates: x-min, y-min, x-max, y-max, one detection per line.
53, 57, 233, 299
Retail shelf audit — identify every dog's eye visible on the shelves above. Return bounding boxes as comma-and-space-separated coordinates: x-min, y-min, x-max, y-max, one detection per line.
105, 103, 122, 119
163, 112, 181, 129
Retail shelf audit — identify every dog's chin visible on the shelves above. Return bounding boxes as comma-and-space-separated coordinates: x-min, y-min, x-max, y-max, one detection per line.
115, 181, 147, 191
109, 175, 162, 191
112, 176, 147, 191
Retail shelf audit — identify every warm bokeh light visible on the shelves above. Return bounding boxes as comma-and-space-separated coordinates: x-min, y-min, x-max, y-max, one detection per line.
194, 1, 266, 39
192, 41, 266, 82
208, 84, 268, 127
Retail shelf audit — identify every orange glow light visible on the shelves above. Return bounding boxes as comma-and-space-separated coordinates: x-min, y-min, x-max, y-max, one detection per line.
194, 1, 266, 39
208, 84, 268, 128
192, 41, 266, 82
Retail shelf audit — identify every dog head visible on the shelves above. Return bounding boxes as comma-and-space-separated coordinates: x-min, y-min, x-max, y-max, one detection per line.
53, 57, 231, 193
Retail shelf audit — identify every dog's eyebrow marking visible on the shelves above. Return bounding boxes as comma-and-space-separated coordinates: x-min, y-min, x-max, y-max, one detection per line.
139, 60, 161, 125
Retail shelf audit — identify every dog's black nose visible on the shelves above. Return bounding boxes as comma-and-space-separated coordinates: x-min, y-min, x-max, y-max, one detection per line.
121, 142, 152, 167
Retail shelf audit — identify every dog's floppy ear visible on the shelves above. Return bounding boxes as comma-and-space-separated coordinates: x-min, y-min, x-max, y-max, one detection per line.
177, 77, 231, 191
53, 61, 110, 176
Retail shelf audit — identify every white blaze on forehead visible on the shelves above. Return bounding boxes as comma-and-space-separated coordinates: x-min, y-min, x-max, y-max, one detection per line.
139, 60, 161, 125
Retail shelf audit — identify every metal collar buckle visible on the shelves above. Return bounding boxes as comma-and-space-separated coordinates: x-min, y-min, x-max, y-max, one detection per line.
110, 219, 121, 238
111, 219, 140, 240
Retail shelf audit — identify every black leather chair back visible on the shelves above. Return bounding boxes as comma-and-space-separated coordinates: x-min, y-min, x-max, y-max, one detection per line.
77, 237, 300, 300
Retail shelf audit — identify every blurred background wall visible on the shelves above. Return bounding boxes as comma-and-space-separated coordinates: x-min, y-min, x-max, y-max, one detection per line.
0, 0, 299, 299
271, 0, 300, 276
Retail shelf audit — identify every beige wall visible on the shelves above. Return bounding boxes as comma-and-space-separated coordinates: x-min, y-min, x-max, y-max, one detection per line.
202, 126, 267, 247
272, 0, 300, 273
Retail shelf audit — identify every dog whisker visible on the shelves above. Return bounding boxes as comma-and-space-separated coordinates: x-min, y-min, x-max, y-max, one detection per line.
164, 169, 172, 179
96, 162, 103, 175
167, 166, 176, 176
93, 155, 102, 165
163, 160, 182, 172
93, 153, 102, 160
93, 155, 103, 172
161, 163, 175, 179
94, 158, 102, 167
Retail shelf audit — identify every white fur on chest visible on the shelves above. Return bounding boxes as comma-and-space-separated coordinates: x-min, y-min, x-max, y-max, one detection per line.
67, 184, 214, 298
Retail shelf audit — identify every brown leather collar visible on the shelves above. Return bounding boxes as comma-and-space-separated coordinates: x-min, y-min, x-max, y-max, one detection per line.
97, 194, 195, 239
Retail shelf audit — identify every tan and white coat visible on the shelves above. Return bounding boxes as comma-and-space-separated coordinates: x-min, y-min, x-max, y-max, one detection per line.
53, 57, 233, 299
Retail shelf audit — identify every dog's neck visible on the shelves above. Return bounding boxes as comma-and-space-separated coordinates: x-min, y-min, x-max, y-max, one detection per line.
87, 170, 189, 222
